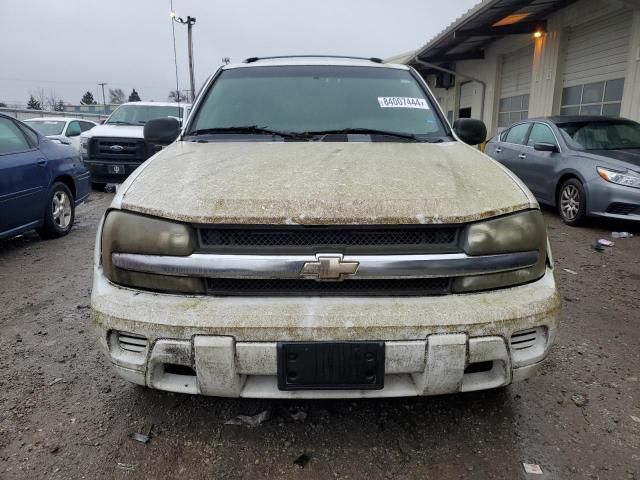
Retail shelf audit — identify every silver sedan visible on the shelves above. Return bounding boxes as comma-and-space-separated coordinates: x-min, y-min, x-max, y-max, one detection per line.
485, 116, 640, 225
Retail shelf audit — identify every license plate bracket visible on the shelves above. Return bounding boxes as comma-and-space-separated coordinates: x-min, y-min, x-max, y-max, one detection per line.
277, 341, 385, 390
107, 164, 125, 175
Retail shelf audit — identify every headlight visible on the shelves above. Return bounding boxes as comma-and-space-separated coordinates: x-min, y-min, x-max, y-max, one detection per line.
101, 210, 203, 293
80, 137, 89, 159
454, 210, 548, 293
597, 167, 640, 189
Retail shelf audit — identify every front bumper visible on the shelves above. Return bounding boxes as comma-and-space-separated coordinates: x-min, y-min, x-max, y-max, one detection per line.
586, 177, 640, 221
84, 160, 141, 184
91, 267, 560, 398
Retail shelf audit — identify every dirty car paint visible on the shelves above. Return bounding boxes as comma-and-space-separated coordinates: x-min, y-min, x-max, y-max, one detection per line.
116, 141, 536, 225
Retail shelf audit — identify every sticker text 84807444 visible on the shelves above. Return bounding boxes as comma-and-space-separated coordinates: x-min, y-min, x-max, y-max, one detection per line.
378, 97, 430, 110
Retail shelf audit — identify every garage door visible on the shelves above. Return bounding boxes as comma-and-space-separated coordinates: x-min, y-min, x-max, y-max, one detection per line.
497, 45, 533, 127
560, 11, 632, 116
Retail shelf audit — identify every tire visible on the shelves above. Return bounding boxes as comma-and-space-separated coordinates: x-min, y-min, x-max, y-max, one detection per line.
36, 182, 75, 239
91, 182, 106, 191
557, 178, 587, 226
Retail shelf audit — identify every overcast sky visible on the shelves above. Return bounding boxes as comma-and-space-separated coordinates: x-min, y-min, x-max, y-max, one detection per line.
0, 0, 477, 106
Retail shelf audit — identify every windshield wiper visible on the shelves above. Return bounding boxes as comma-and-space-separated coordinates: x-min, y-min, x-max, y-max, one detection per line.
187, 126, 308, 140
302, 128, 431, 142
106, 121, 134, 126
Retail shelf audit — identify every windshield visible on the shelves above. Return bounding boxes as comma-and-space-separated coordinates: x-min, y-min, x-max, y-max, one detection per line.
558, 121, 640, 150
25, 120, 65, 136
188, 65, 448, 139
106, 105, 183, 125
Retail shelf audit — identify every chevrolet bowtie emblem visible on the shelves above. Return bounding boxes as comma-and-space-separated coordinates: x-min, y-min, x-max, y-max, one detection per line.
301, 254, 359, 281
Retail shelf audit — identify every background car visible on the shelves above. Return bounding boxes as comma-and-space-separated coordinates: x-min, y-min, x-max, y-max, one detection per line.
80, 102, 190, 190
24, 117, 97, 151
0, 113, 91, 240
485, 116, 640, 225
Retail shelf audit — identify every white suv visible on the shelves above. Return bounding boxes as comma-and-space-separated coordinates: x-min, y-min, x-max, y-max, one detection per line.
91, 56, 560, 399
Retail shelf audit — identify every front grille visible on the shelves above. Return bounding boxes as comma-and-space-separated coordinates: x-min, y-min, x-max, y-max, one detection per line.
606, 203, 638, 215
206, 277, 451, 296
199, 225, 460, 254
89, 137, 157, 161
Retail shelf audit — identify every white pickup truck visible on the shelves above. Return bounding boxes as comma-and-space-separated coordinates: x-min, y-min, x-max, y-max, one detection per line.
80, 102, 190, 190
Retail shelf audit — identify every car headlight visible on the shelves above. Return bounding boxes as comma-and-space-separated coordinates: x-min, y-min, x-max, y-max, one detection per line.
101, 210, 203, 293
80, 137, 90, 159
453, 210, 548, 293
597, 167, 640, 189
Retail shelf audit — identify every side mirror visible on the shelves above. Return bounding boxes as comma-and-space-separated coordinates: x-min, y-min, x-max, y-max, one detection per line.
453, 118, 487, 146
144, 118, 181, 145
534, 142, 558, 152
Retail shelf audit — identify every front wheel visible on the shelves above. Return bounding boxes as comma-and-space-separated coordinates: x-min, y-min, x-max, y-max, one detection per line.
558, 179, 586, 226
36, 182, 75, 239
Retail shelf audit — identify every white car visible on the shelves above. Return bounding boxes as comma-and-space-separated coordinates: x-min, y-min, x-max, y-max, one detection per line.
24, 117, 97, 151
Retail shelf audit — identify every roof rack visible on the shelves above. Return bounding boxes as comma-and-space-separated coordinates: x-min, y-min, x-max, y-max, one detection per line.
243, 55, 384, 64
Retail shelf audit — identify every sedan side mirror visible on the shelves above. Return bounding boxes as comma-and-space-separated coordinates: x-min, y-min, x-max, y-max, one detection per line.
533, 142, 558, 152
144, 118, 181, 145
453, 118, 487, 146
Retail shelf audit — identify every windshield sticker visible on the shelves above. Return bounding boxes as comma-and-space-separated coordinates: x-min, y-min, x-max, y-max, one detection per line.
378, 97, 429, 110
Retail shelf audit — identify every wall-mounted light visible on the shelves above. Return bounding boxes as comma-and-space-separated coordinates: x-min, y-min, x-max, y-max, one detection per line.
533, 31, 543, 39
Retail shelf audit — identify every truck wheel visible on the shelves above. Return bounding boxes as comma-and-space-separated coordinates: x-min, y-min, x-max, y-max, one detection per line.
558, 179, 586, 226
36, 182, 75, 239
91, 182, 106, 191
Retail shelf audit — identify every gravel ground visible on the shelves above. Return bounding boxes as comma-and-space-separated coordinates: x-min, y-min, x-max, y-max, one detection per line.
0, 192, 638, 480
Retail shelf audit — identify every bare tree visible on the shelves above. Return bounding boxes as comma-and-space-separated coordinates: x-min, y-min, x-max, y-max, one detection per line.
168, 90, 189, 102
109, 88, 126, 104
46, 90, 64, 111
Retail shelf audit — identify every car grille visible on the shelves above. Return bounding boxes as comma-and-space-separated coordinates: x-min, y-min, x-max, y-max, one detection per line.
205, 277, 451, 296
89, 137, 158, 161
198, 225, 461, 254
606, 203, 638, 215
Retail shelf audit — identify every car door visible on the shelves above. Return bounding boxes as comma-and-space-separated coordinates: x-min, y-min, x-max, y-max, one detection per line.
519, 122, 561, 202
0, 117, 49, 236
494, 123, 531, 179
65, 121, 83, 151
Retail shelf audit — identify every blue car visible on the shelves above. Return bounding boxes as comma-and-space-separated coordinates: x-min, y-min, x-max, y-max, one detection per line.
0, 113, 91, 241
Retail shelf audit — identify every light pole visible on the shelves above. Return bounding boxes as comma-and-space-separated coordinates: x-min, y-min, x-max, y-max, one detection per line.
98, 82, 107, 114
171, 12, 196, 102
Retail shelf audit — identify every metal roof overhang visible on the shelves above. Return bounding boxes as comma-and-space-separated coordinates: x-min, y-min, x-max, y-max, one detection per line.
408, 0, 579, 74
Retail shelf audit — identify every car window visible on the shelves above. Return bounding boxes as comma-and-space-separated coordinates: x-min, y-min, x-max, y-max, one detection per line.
527, 124, 557, 147
25, 119, 65, 135
0, 117, 32, 154
79, 121, 95, 132
66, 121, 82, 136
558, 121, 640, 150
505, 123, 530, 145
188, 65, 448, 139
19, 123, 39, 147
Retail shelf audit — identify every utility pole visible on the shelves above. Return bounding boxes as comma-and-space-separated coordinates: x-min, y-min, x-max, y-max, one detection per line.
171, 13, 197, 102
98, 82, 107, 114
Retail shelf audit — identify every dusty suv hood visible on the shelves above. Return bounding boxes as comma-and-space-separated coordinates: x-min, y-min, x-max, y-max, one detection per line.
116, 141, 534, 225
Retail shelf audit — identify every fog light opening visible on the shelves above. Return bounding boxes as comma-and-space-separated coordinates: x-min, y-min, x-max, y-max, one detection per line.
163, 364, 196, 376
464, 361, 494, 374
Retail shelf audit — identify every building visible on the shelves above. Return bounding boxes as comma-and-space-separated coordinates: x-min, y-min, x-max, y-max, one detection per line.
388, 0, 640, 136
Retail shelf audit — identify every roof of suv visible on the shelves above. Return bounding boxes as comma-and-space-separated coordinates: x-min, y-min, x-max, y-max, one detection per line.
224, 56, 410, 71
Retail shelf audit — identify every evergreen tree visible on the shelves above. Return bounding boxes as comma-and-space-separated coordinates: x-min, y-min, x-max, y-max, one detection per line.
80, 91, 97, 105
27, 95, 42, 110
128, 88, 141, 102
0, 102, 7, 108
